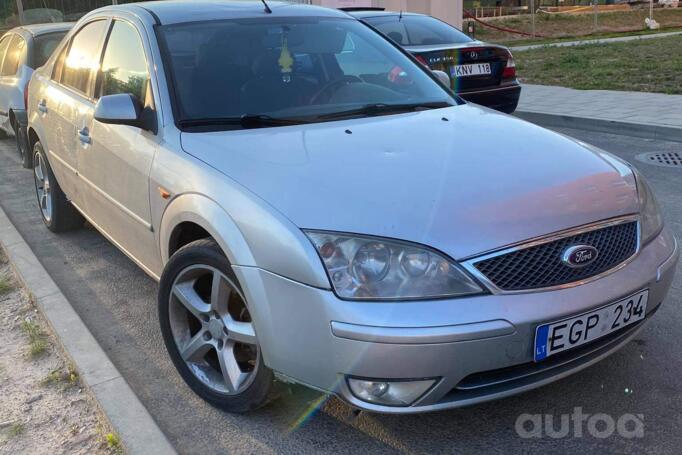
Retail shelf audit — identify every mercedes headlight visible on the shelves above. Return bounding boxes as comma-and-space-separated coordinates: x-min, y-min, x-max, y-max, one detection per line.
305, 231, 484, 300
633, 168, 663, 245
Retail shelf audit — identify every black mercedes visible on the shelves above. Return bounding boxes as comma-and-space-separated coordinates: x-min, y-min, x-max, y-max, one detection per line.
346, 8, 521, 114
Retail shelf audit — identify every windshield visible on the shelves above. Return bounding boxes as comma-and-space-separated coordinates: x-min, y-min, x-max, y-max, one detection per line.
364, 15, 472, 47
158, 17, 458, 129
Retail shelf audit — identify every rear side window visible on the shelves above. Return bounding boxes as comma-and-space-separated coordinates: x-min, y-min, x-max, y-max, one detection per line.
98, 20, 149, 102
1, 35, 26, 76
365, 15, 472, 46
60, 20, 108, 94
33, 32, 68, 69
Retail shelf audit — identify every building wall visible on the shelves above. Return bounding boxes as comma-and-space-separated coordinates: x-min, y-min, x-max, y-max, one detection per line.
317, 0, 463, 29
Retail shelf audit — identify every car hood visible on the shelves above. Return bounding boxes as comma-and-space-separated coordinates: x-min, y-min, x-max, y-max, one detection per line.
180, 105, 638, 260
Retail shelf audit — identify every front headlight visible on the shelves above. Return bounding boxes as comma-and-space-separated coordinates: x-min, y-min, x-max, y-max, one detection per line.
305, 231, 484, 300
633, 168, 663, 245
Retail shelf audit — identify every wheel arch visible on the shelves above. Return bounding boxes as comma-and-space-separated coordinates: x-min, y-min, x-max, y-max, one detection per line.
159, 193, 257, 268
27, 126, 41, 154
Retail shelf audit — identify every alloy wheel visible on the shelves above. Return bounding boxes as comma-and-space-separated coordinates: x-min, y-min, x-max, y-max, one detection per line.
34, 152, 52, 223
169, 264, 260, 395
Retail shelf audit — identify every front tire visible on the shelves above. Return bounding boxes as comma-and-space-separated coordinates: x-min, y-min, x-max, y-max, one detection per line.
33, 142, 83, 232
158, 239, 275, 413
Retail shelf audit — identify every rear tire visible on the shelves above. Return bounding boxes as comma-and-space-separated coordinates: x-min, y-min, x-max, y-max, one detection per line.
32, 141, 84, 233
17, 127, 31, 169
159, 238, 276, 413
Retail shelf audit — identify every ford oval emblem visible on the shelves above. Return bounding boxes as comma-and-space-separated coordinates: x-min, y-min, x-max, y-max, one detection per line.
562, 245, 599, 268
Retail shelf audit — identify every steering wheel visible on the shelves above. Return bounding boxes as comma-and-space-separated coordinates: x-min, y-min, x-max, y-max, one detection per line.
309, 75, 363, 105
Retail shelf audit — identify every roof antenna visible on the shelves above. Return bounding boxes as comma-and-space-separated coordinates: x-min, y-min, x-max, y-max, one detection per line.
399, 10, 403, 21
261, 0, 273, 14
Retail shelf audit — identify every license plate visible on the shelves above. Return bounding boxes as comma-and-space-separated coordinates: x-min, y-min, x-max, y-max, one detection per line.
451, 63, 491, 78
534, 290, 648, 362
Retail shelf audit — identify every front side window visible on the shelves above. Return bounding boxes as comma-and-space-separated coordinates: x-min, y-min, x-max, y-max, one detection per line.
1, 35, 26, 76
365, 15, 472, 47
98, 20, 149, 102
159, 17, 457, 129
61, 20, 108, 94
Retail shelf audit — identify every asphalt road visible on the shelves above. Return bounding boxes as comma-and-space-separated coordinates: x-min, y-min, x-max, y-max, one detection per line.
0, 127, 680, 454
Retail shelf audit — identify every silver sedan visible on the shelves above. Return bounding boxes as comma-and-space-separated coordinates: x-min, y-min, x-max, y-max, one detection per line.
26, 1, 678, 414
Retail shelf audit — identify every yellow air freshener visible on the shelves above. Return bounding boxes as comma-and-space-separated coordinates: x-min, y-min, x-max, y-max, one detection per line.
278, 34, 294, 83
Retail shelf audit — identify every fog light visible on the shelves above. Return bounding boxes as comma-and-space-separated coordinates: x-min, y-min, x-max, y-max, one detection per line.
347, 378, 437, 406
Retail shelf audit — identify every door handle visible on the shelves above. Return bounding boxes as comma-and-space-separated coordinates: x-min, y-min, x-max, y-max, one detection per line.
78, 127, 91, 145
37, 100, 48, 114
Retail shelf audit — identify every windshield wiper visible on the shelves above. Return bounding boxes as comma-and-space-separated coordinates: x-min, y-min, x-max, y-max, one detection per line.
178, 114, 309, 130
317, 101, 454, 121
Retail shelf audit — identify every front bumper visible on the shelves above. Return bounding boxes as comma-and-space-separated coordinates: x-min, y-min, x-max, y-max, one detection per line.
234, 227, 678, 414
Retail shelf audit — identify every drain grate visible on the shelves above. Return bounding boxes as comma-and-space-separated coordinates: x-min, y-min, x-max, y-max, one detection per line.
635, 152, 682, 168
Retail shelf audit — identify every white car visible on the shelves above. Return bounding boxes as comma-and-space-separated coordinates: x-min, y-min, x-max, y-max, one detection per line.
0, 23, 71, 168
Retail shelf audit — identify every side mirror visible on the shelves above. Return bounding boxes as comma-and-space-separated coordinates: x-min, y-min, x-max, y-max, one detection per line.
94, 94, 155, 132
432, 70, 451, 87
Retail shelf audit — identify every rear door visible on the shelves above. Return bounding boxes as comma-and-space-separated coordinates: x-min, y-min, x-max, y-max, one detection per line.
79, 19, 160, 272
44, 19, 108, 203
0, 34, 26, 132
0, 34, 13, 132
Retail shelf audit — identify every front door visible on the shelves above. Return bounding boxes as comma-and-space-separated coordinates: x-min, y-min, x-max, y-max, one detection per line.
78, 19, 160, 274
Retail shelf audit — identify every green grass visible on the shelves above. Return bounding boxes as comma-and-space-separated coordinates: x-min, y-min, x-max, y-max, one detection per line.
0, 249, 15, 295
515, 35, 682, 94
7, 422, 25, 438
0, 275, 12, 295
472, 8, 682, 44
20, 319, 48, 358
501, 27, 682, 48
105, 432, 124, 454
41, 364, 80, 389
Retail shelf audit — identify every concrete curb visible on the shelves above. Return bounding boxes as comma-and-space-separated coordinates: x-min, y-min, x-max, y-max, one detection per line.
514, 110, 682, 143
0, 205, 176, 455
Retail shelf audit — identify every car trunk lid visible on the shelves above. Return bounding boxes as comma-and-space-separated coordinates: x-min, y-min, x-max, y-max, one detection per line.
408, 44, 510, 91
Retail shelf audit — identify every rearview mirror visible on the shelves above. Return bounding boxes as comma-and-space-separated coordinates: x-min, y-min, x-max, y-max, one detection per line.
432, 70, 451, 87
94, 94, 155, 132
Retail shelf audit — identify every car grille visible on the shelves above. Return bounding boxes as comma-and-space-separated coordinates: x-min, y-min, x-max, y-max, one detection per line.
472, 221, 638, 291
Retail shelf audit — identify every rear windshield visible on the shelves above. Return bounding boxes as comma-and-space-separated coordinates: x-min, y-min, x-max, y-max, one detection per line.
364, 15, 472, 47
33, 32, 67, 68
158, 17, 456, 126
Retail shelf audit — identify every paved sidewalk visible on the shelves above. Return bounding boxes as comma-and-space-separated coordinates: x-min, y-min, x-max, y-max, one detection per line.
510, 30, 682, 52
515, 84, 682, 142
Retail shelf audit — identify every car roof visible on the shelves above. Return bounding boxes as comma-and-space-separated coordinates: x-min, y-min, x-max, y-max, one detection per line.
11, 22, 73, 37
115, 0, 350, 26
